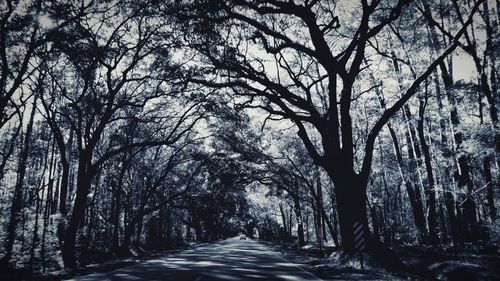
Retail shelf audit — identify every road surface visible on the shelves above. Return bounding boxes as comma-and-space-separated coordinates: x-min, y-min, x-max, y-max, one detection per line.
67, 237, 322, 281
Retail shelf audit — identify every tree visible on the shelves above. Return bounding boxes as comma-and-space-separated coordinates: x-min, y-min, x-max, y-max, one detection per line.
2, 90, 38, 264
37, 1, 210, 268
176, 0, 482, 255
0, 0, 92, 186
419, 0, 497, 240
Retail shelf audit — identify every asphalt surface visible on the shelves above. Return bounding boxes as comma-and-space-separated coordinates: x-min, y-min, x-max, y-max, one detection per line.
67, 237, 323, 281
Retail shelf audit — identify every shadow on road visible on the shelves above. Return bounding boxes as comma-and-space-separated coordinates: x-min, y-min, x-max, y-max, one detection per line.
68, 238, 321, 281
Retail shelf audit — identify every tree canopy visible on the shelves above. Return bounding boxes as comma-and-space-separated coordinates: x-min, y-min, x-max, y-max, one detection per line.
0, 0, 498, 278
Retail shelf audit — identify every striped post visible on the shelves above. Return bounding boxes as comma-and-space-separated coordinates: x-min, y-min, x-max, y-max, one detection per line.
353, 221, 365, 269
353, 221, 365, 252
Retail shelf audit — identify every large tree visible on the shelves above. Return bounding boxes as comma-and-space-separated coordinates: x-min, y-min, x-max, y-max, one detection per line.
176, 0, 483, 254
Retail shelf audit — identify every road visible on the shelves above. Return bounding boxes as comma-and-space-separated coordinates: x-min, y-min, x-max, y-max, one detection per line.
67, 237, 322, 281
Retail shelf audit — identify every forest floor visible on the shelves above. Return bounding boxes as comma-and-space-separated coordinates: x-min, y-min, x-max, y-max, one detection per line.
265, 240, 500, 280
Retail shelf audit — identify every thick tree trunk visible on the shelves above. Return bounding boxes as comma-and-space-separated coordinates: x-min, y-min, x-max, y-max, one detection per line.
327, 165, 407, 271
327, 166, 368, 254
62, 152, 92, 269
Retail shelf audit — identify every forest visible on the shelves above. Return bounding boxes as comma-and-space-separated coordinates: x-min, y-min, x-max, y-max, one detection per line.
0, 0, 498, 280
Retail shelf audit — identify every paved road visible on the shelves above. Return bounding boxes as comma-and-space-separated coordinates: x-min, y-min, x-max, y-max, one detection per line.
67, 237, 322, 281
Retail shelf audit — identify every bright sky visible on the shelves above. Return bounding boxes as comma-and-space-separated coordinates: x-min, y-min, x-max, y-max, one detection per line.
453, 53, 477, 82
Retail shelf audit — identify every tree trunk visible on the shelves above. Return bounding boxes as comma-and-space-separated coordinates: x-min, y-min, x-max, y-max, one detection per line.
29, 189, 41, 271
444, 66, 478, 241
418, 93, 439, 244
432, 72, 459, 244
314, 202, 323, 250
292, 193, 305, 247
371, 69, 428, 241
112, 182, 121, 250
405, 131, 428, 242
391, 50, 429, 242
57, 157, 70, 241
306, 174, 339, 246
111, 156, 128, 250
316, 179, 328, 243
122, 224, 134, 250
136, 215, 144, 246
194, 220, 202, 242
304, 212, 309, 243
62, 152, 93, 269
3, 95, 37, 265
424, 2, 479, 242
327, 166, 368, 254
368, 200, 381, 243
330, 195, 340, 246
279, 202, 288, 239
186, 216, 192, 243
483, 156, 496, 220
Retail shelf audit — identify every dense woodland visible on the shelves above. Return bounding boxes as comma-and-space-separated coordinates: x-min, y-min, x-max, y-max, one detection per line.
0, 0, 498, 279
